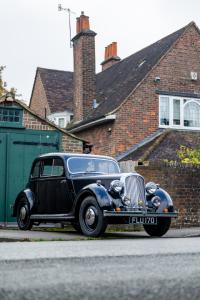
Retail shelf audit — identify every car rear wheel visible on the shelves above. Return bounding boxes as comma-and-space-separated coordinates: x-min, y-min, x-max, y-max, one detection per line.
16, 198, 33, 230
143, 217, 171, 237
79, 196, 107, 237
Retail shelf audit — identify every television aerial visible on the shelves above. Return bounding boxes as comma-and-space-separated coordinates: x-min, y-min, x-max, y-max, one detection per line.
58, 4, 76, 48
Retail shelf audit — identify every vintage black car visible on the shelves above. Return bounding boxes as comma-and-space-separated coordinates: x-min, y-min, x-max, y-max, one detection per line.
13, 153, 177, 237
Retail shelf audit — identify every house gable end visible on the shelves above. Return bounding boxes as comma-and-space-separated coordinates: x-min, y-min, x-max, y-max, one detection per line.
29, 69, 50, 119
110, 22, 200, 156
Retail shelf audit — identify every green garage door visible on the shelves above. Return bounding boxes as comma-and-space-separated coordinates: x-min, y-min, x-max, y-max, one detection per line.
0, 134, 7, 222
0, 130, 61, 223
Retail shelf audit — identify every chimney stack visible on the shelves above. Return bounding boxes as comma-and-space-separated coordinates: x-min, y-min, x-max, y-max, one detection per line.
72, 12, 97, 122
101, 42, 121, 71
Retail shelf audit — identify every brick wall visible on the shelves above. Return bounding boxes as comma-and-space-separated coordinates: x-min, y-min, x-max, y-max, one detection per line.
76, 25, 200, 157
76, 122, 115, 155
61, 134, 83, 153
136, 162, 200, 228
29, 72, 50, 118
23, 110, 53, 130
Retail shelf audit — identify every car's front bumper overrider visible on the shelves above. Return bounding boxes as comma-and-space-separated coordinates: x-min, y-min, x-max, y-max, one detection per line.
103, 210, 178, 218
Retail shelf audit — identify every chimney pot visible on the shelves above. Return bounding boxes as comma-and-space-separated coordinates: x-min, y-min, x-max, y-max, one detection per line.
112, 42, 117, 57
101, 42, 121, 71
76, 17, 80, 34
76, 12, 90, 33
107, 44, 111, 58
105, 46, 108, 59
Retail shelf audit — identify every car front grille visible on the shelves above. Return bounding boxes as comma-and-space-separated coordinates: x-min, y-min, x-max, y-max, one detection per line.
124, 174, 145, 209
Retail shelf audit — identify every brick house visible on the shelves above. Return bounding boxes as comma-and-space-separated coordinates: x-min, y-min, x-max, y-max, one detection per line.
30, 13, 200, 161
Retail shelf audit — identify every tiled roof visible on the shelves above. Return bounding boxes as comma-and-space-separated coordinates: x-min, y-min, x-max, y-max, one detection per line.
116, 129, 200, 162
70, 23, 190, 128
115, 129, 165, 161
37, 22, 193, 124
38, 67, 73, 114
92, 25, 187, 119
147, 130, 200, 161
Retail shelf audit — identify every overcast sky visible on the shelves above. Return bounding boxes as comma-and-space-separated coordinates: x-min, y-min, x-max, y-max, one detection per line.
1, 0, 200, 103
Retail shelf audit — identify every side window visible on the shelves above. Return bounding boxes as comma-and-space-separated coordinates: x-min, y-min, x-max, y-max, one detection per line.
41, 159, 53, 177
31, 161, 40, 178
41, 158, 64, 177
51, 158, 64, 176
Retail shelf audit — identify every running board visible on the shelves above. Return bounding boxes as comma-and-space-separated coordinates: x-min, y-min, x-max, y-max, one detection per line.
30, 214, 74, 220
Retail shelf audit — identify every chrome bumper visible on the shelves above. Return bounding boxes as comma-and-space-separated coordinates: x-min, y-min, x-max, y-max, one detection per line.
103, 210, 178, 218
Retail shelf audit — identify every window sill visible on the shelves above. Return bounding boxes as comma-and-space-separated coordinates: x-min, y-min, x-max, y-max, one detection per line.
0, 122, 25, 129
159, 125, 200, 131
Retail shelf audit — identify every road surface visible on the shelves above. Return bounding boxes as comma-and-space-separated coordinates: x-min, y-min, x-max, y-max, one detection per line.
0, 237, 200, 300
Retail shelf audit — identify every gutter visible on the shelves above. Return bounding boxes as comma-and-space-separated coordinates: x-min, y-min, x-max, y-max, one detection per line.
69, 114, 116, 133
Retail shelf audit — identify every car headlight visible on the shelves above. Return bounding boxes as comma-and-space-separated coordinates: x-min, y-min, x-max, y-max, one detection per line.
151, 196, 161, 208
145, 182, 158, 195
123, 196, 131, 206
110, 180, 123, 193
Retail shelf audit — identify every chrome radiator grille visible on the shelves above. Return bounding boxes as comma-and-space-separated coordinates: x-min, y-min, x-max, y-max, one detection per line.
124, 175, 145, 208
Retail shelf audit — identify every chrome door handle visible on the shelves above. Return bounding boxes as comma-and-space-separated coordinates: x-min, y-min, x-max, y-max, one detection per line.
60, 179, 67, 184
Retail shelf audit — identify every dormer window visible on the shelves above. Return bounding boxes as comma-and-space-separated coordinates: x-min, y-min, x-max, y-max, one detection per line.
159, 95, 200, 129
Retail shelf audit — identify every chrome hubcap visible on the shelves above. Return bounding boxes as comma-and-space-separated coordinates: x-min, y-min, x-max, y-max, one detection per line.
85, 207, 96, 226
20, 207, 26, 220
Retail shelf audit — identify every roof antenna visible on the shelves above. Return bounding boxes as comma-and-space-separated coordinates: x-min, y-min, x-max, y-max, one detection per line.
58, 4, 76, 48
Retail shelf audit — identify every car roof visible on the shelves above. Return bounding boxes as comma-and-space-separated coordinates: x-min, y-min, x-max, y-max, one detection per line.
38, 152, 117, 161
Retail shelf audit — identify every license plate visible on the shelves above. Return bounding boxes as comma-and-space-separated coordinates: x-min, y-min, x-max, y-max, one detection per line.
129, 216, 157, 225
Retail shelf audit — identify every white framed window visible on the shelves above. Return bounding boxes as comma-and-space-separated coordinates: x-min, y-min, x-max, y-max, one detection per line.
159, 95, 200, 130
58, 117, 65, 128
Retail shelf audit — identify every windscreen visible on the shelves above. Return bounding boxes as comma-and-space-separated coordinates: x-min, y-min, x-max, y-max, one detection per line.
67, 157, 120, 174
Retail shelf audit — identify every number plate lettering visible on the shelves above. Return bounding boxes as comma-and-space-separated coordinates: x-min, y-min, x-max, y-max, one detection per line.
129, 217, 157, 225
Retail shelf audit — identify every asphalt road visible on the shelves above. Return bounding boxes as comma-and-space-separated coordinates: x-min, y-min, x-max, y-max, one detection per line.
0, 237, 200, 300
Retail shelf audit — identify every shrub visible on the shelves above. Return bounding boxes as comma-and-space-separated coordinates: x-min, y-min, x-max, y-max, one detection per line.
177, 146, 200, 164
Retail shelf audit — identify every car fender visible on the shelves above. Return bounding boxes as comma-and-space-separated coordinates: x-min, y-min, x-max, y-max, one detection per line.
13, 189, 35, 217
154, 188, 173, 213
74, 183, 113, 214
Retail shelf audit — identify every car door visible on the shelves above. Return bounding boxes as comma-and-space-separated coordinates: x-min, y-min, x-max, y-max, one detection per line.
37, 157, 73, 214
29, 159, 40, 213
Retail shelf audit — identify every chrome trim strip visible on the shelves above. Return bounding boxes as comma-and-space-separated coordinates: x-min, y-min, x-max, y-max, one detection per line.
103, 210, 178, 218
30, 214, 74, 220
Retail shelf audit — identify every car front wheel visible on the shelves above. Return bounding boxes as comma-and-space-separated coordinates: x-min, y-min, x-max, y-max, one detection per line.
16, 198, 33, 230
143, 217, 171, 237
79, 196, 107, 237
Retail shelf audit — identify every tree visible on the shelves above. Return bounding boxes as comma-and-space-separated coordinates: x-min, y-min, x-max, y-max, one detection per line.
0, 66, 6, 97
0, 66, 16, 99
177, 146, 200, 164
